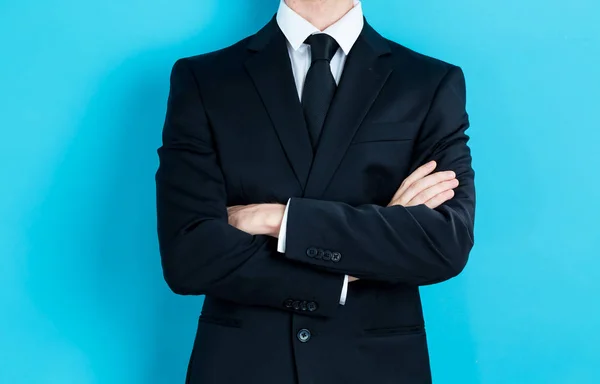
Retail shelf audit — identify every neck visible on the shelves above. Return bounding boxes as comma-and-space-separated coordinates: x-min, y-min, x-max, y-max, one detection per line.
285, 0, 355, 31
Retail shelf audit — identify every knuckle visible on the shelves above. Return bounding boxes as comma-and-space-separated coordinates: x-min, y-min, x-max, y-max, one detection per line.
411, 178, 425, 191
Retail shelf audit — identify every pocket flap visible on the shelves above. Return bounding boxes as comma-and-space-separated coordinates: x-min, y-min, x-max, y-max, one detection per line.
351, 122, 415, 144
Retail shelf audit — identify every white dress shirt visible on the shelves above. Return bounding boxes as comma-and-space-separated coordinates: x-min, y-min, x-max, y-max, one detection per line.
274, 0, 364, 306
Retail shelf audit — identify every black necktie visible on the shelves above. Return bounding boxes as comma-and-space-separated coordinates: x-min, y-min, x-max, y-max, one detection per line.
301, 34, 339, 150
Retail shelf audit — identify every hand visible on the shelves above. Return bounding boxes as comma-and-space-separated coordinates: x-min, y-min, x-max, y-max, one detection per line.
227, 203, 286, 237
388, 161, 458, 209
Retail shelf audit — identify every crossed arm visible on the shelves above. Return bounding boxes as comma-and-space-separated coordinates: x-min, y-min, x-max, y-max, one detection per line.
155, 58, 475, 318
227, 160, 461, 283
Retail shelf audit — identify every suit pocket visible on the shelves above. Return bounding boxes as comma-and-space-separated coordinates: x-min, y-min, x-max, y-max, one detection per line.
362, 324, 425, 337
351, 122, 415, 144
198, 313, 243, 328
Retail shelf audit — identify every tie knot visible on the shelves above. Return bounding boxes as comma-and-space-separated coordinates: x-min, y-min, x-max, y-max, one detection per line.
305, 34, 339, 63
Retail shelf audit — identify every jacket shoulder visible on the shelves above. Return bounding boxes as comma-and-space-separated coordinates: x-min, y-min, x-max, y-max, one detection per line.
385, 38, 462, 80
172, 34, 253, 72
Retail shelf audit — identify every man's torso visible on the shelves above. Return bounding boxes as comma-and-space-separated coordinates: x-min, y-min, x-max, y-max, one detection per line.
182, 17, 455, 384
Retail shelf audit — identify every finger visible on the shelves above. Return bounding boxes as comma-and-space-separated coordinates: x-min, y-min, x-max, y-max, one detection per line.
390, 171, 455, 206
390, 161, 437, 202
398, 171, 456, 205
424, 189, 455, 209
406, 178, 459, 206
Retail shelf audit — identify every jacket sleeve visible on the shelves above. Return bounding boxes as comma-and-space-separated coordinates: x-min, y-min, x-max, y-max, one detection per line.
155, 58, 346, 317
282, 66, 475, 286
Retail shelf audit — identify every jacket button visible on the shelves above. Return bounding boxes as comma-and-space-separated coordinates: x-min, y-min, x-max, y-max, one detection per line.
292, 300, 300, 310
323, 250, 332, 261
283, 299, 294, 308
307, 301, 318, 312
300, 301, 308, 311
331, 252, 342, 262
306, 247, 318, 258
297, 329, 311, 343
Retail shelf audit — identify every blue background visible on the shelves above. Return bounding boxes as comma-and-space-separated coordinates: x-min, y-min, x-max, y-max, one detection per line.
1, 0, 598, 383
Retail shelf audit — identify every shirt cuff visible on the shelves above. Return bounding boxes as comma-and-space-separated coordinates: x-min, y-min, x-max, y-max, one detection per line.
276, 198, 291, 253
339, 274, 349, 305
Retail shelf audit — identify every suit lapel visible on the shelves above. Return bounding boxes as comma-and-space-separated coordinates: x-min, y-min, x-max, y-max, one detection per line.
304, 21, 393, 198
245, 17, 313, 191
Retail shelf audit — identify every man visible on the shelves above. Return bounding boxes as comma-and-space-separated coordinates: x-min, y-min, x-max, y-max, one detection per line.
155, 0, 475, 382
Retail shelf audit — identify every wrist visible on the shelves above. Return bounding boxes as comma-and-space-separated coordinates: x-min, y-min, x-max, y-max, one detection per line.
263, 203, 286, 237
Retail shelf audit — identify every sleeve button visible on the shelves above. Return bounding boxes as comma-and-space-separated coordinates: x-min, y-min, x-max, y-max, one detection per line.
306, 247, 318, 258
331, 252, 342, 262
284, 299, 294, 308
300, 301, 308, 311
307, 301, 318, 312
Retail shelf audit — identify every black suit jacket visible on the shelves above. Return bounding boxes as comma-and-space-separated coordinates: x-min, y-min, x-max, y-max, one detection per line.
156, 16, 475, 384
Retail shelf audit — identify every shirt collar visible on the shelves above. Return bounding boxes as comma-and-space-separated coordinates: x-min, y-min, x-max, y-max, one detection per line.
276, 0, 364, 55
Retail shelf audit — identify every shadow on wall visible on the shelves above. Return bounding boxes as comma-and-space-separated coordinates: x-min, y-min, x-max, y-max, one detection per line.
24, 1, 276, 383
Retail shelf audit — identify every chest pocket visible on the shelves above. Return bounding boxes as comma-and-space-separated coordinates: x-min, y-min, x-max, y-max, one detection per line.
325, 122, 416, 206
350, 121, 416, 144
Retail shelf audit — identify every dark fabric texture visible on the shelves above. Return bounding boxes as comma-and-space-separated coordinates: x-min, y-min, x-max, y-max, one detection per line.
156, 15, 475, 384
